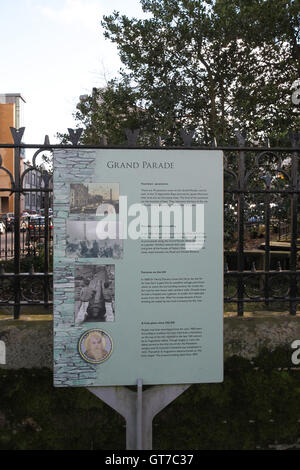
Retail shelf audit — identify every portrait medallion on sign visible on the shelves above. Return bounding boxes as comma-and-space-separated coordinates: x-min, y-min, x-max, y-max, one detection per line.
78, 329, 113, 364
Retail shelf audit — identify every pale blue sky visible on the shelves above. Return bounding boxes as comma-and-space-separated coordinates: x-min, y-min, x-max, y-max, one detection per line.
1, 0, 148, 151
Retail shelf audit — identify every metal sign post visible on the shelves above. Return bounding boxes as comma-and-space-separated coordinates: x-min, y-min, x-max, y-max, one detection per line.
88, 383, 191, 450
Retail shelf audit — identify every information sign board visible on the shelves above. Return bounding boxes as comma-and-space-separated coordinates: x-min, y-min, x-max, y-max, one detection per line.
53, 149, 223, 386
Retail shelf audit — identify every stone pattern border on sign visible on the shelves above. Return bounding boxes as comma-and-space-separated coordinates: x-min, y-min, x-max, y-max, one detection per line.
53, 149, 99, 386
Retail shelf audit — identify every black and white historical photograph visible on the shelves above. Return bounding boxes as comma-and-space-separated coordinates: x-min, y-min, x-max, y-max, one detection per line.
70, 182, 119, 214
74, 264, 115, 325
66, 220, 123, 258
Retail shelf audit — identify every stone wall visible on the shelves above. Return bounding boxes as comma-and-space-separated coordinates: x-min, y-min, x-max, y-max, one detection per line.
0, 313, 299, 370
1, 314, 300, 450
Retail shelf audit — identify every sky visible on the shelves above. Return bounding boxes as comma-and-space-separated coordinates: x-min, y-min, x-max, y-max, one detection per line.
0, 0, 148, 156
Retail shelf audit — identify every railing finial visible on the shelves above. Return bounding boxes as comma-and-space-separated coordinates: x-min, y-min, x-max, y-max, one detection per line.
234, 128, 246, 146
67, 128, 83, 146
180, 129, 195, 147
9, 127, 25, 145
263, 172, 272, 188
125, 129, 140, 147
44, 135, 50, 146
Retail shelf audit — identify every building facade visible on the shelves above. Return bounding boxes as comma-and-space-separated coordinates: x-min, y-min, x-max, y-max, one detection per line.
70, 183, 89, 211
23, 161, 46, 214
0, 93, 26, 214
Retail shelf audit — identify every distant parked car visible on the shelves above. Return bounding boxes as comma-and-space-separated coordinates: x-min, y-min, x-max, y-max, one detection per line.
0, 214, 28, 232
39, 208, 53, 216
2, 212, 15, 231
27, 216, 52, 241
20, 216, 28, 231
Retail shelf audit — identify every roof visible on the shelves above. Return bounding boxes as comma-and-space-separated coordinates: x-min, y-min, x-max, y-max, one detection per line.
0, 93, 26, 103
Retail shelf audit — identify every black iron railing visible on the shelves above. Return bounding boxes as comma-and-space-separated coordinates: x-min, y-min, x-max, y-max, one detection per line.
224, 132, 300, 316
0, 127, 299, 318
0, 128, 53, 319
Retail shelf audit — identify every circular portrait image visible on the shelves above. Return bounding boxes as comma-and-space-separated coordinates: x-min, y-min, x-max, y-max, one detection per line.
78, 329, 113, 364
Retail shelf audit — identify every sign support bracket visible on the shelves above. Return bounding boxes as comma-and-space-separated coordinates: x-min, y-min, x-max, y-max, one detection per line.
87, 382, 191, 450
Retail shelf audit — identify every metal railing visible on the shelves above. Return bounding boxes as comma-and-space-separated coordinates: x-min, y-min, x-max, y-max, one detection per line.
0, 127, 299, 318
0, 128, 53, 318
223, 131, 300, 315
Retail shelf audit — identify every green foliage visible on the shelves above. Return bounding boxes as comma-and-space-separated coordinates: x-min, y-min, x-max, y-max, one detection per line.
60, 1, 300, 146
0, 369, 124, 450
154, 347, 300, 450
0, 348, 300, 450
74, 80, 150, 145
97, 0, 300, 145
0, 251, 52, 273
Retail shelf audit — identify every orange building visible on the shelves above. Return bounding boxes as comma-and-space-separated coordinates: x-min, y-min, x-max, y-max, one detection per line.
0, 93, 26, 214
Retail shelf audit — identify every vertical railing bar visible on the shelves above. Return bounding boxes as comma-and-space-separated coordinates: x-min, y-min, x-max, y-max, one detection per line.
237, 143, 246, 316
38, 215, 41, 251
13, 145, 21, 319
33, 221, 36, 257
26, 216, 30, 256
10, 223, 13, 259
21, 218, 25, 257
289, 138, 299, 315
4, 224, 7, 260
43, 177, 49, 306
264, 180, 271, 308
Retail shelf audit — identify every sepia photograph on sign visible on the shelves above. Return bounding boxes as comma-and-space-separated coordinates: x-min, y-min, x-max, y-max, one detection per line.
70, 182, 119, 215
74, 264, 115, 325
